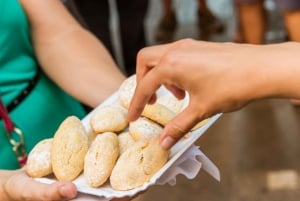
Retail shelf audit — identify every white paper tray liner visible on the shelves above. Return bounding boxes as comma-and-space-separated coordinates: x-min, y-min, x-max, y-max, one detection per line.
37, 89, 221, 200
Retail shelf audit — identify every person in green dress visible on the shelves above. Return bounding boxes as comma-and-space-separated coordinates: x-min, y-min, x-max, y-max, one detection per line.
0, 0, 131, 200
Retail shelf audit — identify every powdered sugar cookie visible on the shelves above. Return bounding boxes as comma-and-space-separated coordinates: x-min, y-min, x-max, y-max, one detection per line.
118, 131, 135, 155
110, 136, 169, 191
129, 117, 163, 141
26, 138, 53, 178
52, 116, 88, 181
157, 93, 184, 114
84, 132, 119, 187
118, 75, 136, 109
191, 118, 210, 131
90, 104, 128, 134
141, 103, 176, 126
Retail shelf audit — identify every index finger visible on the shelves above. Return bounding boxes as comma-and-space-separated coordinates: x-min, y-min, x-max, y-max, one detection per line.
127, 64, 166, 122
136, 43, 173, 82
128, 44, 173, 122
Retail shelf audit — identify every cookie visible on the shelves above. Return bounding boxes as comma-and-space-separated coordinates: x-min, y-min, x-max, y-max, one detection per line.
141, 103, 176, 126
90, 104, 128, 134
51, 116, 88, 181
157, 93, 184, 114
129, 117, 163, 141
84, 132, 119, 187
110, 136, 170, 190
191, 118, 210, 131
26, 138, 53, 178
118, 131, 135, 155
118, 75, 136, 109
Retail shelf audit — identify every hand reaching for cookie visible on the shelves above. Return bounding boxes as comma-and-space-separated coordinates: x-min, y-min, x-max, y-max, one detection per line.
128, 39, 300, 150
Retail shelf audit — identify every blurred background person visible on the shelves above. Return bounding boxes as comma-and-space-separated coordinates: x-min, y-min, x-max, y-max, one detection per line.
69, 0, 149, 76
0, 0, 131, 200
155, 0, 225, 43
233, 0, 300, 105
233, 0, 300, 44
233, 0, 267, 44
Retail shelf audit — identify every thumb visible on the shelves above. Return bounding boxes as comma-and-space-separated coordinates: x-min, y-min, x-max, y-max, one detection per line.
5, 170, 77, 201
159, 106, 200, 150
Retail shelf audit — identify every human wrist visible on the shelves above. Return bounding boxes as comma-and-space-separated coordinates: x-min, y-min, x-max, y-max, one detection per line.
247, 42, 300, 100
263, 42, 300, 99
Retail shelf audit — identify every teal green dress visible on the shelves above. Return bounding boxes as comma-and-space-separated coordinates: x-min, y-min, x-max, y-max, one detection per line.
0, 0, 86, 169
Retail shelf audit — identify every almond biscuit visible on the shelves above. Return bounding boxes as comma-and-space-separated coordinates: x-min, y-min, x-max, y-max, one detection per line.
26, 138, 53, 178
118, 131, 135, 155
84, 132, 119, 187
118, 75, 136, 109
90, 104, 128, 134
157, 93, 184, 114
191, 118, 210, 131
129, 117, 163, 141
141, 103, 176, 126
51, 116, 88, 181
110, 136, 170, 190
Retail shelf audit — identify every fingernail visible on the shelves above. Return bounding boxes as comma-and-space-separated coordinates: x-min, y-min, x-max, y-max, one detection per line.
160, 136, 176, 150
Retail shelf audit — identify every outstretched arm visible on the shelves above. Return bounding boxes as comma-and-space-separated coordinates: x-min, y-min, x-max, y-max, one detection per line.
19, 0, 125, 108
128, 39, 300, 149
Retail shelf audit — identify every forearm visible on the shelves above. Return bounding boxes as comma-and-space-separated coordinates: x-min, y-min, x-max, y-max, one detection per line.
238, 42, 300, 102
33, 27, 125, 108
19, 0, 126, 107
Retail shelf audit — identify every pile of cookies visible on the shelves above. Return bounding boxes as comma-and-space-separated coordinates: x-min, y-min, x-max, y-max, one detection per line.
25, 75, 208, 191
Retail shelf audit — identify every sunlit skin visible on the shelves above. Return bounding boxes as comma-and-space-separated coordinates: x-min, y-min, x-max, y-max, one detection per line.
128, 39, 300, 150
0, 0, 130, 200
